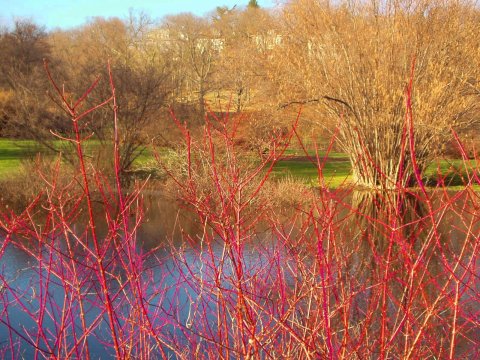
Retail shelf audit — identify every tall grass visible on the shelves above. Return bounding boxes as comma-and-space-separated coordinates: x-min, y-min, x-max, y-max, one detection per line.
0, 63, 478, 358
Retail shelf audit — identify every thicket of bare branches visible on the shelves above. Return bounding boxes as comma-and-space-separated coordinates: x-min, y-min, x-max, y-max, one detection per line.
275, 0, 480, 188
48, 14, 177, 174
0, 21, 63, 141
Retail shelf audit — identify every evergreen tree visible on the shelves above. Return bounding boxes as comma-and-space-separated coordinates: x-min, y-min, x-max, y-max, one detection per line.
248, 0, 260, 8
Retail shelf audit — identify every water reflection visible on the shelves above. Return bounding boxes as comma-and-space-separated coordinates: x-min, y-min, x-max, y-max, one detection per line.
338, 189, 479, 357
136, 192, 201, 248
0, 188, 478, 358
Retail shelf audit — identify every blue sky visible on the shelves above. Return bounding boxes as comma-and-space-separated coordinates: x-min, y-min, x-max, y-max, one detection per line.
0, 0, 279, 30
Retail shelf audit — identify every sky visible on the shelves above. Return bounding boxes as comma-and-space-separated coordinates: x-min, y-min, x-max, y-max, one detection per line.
0, 0, 280, 30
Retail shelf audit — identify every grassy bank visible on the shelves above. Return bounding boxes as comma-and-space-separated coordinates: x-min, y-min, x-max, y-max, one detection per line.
1, 138, 477, 189
271, 154, 479, 189
0, 139, 42, 176
0, 138, 104, 177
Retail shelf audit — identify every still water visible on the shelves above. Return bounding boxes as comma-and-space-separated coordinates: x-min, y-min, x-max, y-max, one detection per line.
0, 189, 478, 358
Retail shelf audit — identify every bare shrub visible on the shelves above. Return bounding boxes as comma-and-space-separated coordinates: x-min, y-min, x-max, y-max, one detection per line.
0, 155, 78, 211
276, 0, 480, 188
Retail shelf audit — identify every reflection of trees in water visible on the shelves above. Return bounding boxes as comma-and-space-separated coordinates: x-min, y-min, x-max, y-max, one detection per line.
333, 190, 428, 355
1, 185, 477, 357
278, 189, 479, 357
137, 192, 202, 249
345, 190, 426, 277
331, 189, 479, 357
350, 190, 426, 244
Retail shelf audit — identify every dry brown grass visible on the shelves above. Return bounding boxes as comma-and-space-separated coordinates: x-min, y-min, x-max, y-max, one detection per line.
0, 155, 77, 211
259, 176, 313, 210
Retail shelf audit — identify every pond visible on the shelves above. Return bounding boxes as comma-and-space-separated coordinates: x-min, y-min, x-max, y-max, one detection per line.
0, 188, 478, 358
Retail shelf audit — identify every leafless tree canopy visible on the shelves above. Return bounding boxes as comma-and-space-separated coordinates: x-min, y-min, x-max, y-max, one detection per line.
275, 0, 480, 188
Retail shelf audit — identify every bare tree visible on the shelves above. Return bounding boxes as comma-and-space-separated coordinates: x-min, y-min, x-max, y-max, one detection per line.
50, 14, 176, 176
276, 0, 480, 188
213, 5, 277, 113
163, 13, 219, 117
0, 20, 63, 140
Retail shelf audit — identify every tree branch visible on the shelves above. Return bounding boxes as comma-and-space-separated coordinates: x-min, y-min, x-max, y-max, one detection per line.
278, 95, 354, 113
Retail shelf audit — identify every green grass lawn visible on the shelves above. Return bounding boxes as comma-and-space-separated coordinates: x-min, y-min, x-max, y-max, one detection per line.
0, 138, 104, 177
0, 139, 41, 176
271, 153, 479, 189
0, 138, 478, 189
280, 147, 347, 159
272, 157, 352, 188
